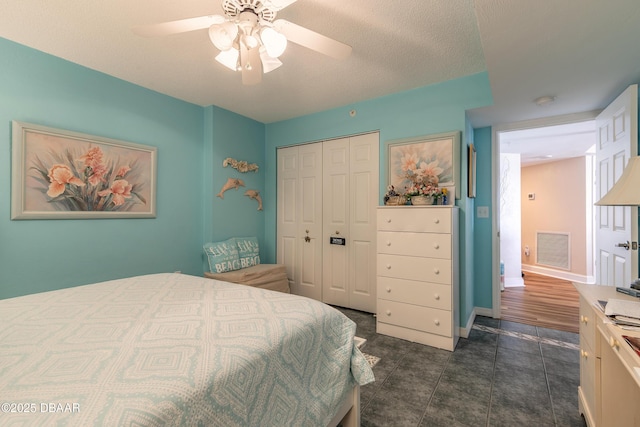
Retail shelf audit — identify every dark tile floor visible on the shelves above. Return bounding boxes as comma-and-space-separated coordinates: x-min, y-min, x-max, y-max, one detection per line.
336, 307, 587, 427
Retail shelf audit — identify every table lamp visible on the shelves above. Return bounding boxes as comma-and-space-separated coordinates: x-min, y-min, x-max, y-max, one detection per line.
595, 156, 640, 293
595, 156, 640, 206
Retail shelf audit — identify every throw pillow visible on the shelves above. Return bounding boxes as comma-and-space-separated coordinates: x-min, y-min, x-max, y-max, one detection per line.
203, 238, 241, 273
235, 236, 261, 268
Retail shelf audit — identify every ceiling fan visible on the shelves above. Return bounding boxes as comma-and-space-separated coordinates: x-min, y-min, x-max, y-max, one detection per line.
132, 0, 352, 85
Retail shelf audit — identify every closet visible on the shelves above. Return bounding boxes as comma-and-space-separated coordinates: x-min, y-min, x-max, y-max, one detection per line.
276, 132, 379, 313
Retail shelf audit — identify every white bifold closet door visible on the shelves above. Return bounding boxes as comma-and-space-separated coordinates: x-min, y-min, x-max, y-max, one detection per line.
277, 143, 323, 301
276, 132, 379, 313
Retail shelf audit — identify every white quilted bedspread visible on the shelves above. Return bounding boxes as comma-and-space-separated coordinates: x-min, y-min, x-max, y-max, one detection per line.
0, 273, 374, 426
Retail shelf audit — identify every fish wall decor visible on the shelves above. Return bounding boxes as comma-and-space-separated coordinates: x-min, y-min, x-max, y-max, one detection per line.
244, 189, 263, 211
216, 178, 245, 199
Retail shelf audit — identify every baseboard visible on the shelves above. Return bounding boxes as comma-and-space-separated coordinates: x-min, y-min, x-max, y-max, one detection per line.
459, 310, 476, 338
459, 307, 496, 338
522, 265, 594, 284
475, 307, 493, 317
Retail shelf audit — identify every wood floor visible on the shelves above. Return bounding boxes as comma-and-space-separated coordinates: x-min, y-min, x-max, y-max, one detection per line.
500, 272, 580, 333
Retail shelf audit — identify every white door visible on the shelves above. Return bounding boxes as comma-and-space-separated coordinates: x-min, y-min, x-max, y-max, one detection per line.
277, 143, 323, 299
346, 133, 379, 312
595, 84, 638, 287
322, 137, 350, 306
322, 133, 379, 312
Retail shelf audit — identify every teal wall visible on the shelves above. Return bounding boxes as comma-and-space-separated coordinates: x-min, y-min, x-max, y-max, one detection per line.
0, 35, 498, 331
263, 73, 494, 327
473, 126, 493, 309
0, 38, 205, 298
202, 105, 266, 272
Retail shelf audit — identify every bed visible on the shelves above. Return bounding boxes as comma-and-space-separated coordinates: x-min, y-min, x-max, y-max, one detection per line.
0, 273, 374, 426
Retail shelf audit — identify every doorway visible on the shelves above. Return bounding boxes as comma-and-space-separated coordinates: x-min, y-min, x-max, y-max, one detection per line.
491, 112, 599, 319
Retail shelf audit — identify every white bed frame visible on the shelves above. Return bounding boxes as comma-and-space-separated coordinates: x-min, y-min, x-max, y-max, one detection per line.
328, 384, 361, 427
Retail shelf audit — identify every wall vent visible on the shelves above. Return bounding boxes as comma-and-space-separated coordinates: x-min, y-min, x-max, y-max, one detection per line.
536, 232, 570, 270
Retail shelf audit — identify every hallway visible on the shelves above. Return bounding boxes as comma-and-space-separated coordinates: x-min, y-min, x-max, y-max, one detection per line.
500, 272, 580, 333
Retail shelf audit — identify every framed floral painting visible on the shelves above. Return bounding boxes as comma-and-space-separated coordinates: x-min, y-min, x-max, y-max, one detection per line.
385, 131, 460, 199
11, 121, 157, 219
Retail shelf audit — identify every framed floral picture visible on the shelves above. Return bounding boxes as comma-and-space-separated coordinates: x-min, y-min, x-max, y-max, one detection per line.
385, 131, 461, 199
11, 121, 157, 219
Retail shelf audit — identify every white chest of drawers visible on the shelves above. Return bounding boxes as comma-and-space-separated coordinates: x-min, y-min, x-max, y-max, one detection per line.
376, 206, 459, 351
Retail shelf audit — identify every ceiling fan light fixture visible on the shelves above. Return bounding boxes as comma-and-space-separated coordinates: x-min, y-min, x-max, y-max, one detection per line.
260, 27, 287, 58
259, 46, 283, 73
209, 21, 238, 51
215, 48, 240, 71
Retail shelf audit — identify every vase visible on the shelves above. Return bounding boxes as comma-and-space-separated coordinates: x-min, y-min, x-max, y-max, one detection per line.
411, 195, 433, 205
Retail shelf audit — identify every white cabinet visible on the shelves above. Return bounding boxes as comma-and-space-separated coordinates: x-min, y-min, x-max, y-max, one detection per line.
376, 206, 459, 351
575, 283, 640, 427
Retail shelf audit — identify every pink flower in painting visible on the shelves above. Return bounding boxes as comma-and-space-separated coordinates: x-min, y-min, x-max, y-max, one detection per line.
79, 147, 103, 168
98, 179, 132, 206
47, 164, 85, 197
79, 147, 107, 185
400, 152, 419, 172
116, 166, 130, 177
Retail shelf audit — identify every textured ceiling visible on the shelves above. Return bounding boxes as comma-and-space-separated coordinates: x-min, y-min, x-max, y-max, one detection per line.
0, 0, 639, 127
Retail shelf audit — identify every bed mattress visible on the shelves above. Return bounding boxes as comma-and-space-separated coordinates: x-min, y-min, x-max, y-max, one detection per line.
0, 273, 374, 426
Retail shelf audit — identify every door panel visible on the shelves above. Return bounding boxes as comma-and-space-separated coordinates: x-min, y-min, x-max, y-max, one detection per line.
323, 138, 350, 306
277, 143, 323, 300
595, 84, 638, 287
347, 133, 379, 312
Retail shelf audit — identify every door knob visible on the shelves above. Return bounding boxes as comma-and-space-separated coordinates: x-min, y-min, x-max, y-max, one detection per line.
616, 241, 630, 250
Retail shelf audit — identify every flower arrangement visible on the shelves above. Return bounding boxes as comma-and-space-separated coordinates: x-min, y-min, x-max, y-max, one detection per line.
398, 158, 450, 205
31, 145, 147, 212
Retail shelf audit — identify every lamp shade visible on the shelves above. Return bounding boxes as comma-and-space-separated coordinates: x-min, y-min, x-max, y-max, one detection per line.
595, 156, 640, 206
260, 27, 287, 58
209, 22, 238, 51
215, 48, 240, 71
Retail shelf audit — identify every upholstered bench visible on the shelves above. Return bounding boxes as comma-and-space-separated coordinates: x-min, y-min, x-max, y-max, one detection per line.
204, 264, 290, 293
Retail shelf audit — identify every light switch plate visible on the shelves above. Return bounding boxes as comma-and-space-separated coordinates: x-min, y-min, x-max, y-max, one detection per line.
477, 206, 489, 218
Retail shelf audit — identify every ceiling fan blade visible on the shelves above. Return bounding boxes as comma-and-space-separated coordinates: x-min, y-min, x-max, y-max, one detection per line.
262, 0, 298, 11
132, 15, 225, 37
273, 19, 352, 60
241, 44, 262, 85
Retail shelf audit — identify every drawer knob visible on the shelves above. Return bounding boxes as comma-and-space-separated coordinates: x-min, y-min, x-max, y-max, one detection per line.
434, 268, 440, 275
581, 349, 588, 359
386, 287, 391, 293
434, 294, 440, 300
434, 219, 440, 224
386, 241, 391, 246
386, 310, 391, 316
580, 315, 588, 324
386, 218, 392, 223
434, 319, 440, 326
386, 264, 392, 270
609, 337, 619, 349
433, 243, 440, 249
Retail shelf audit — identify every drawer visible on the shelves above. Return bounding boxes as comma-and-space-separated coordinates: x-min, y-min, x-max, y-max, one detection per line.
377, 208, 451, 233
579, 296, 596, 351
377, 253, 451, 285
377, 276, 451, 310
377, 231, 451, 259
377, 299, 452, 337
